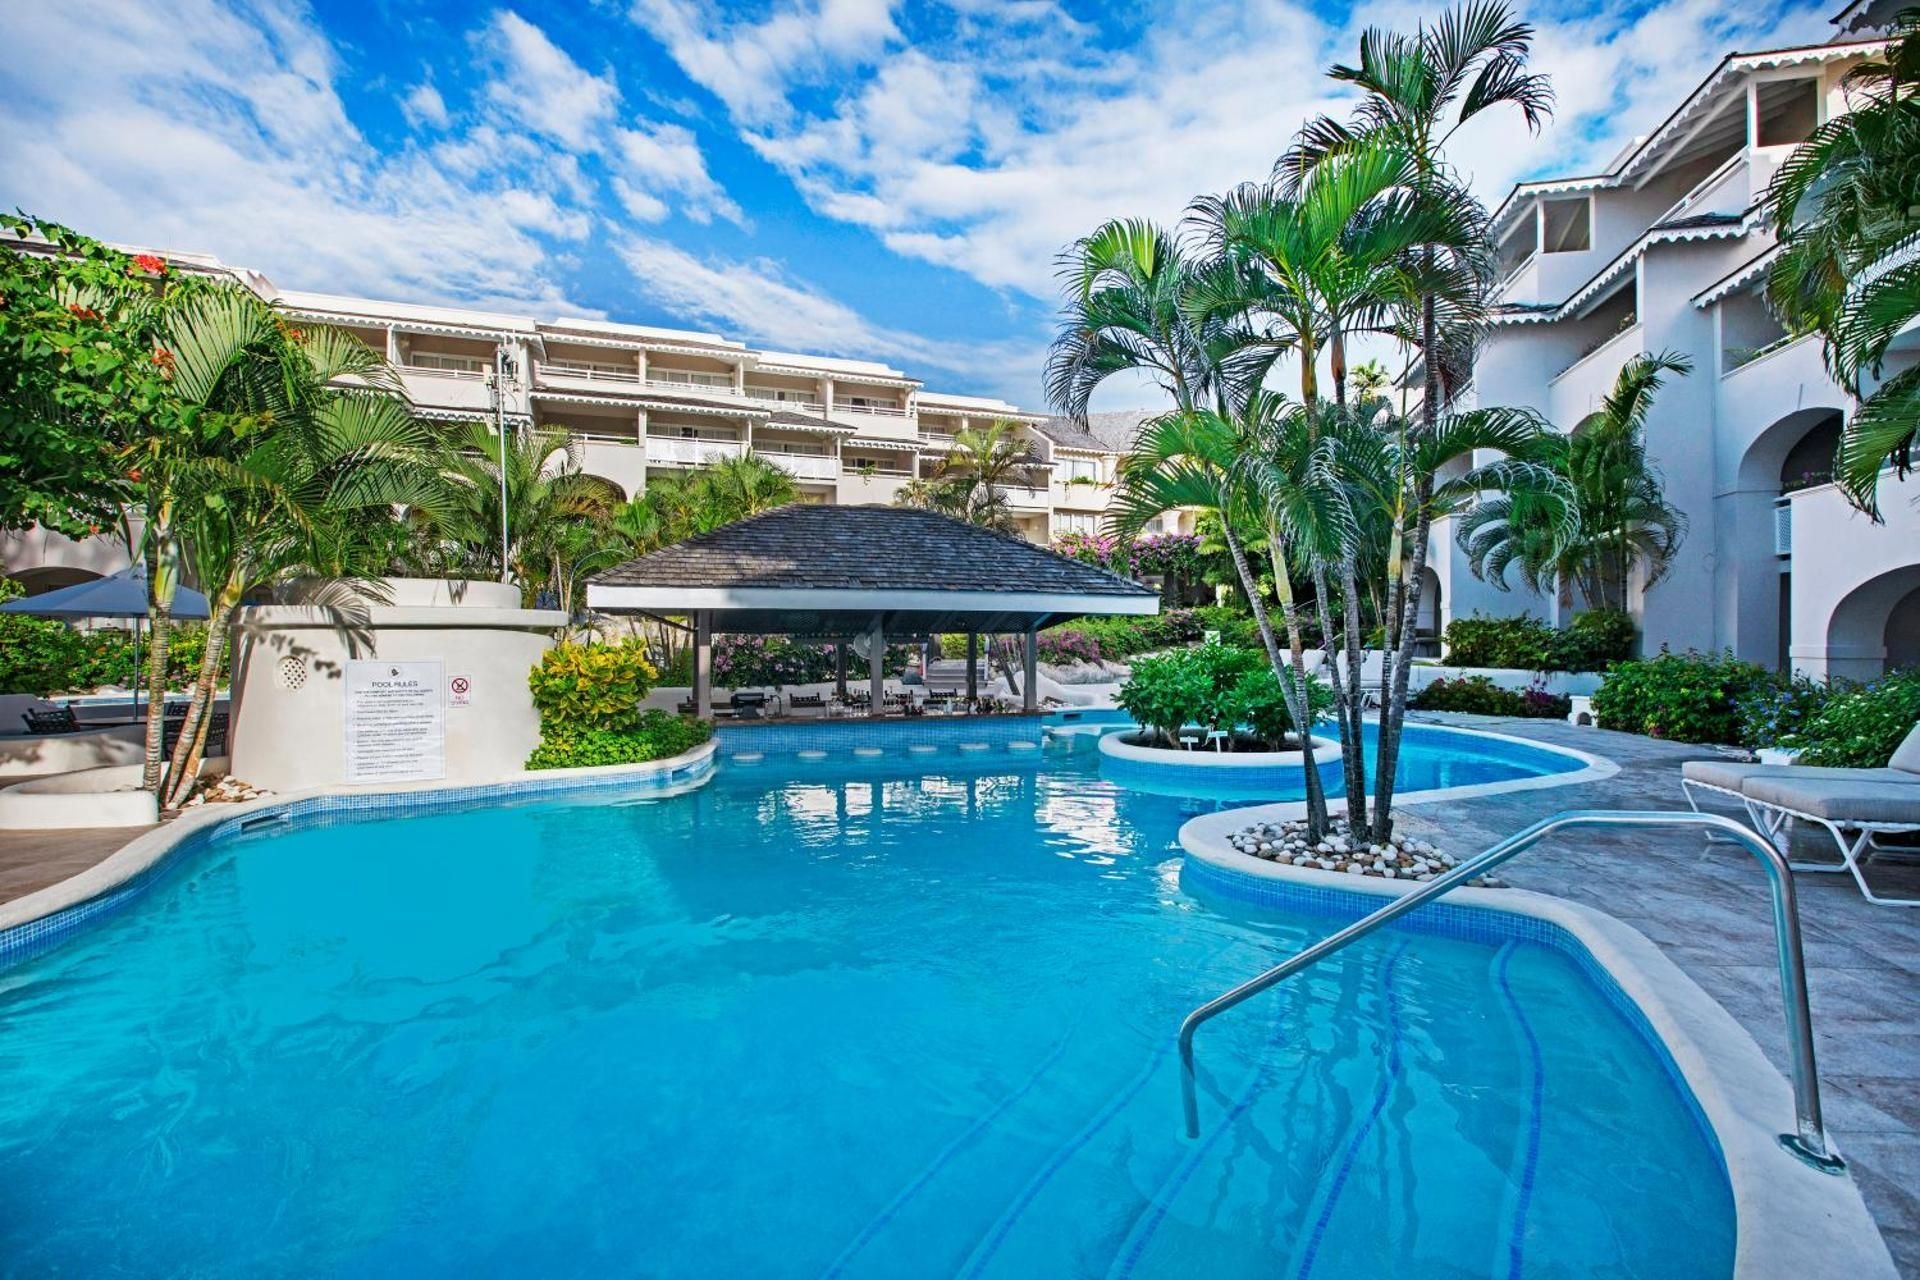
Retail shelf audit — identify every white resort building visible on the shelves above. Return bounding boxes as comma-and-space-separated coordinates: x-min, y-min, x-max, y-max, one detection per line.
0, 266, 1149, 596
1435, 11, 1920, 681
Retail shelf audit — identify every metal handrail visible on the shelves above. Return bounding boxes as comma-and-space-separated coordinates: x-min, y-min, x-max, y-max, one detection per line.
1178, 809, 1846, 1174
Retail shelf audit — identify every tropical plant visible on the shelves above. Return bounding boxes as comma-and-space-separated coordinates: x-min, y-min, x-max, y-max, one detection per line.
1779, 667, 1920, 766
1764, 10, 1920, 514
158, 306, 456, 808
0, 216, 180, 537
1590, 649, 1775, 744
429, 422, 624, 609
1458, 352, 1688, 611
1279, 0, 1554, 840
1411, 674, 1570, 718
1116, 644, 1331, 749
896, 420, 1050, 532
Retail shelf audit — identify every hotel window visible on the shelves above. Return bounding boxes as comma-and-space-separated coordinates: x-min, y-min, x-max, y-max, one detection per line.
409, 351, 488, 373
1064, 458, 1100, 482
1056, 512, 1098, 535
1541, 198, 1590, 253
845, 395, 899, 410
655, 368, 732, 388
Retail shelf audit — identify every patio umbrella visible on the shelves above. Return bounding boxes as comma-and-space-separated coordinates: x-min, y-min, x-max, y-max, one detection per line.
2, 568, 211, 716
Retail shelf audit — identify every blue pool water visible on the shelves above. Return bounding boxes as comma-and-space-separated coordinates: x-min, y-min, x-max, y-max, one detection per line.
0, 744, 1732, 1277
1091, 719, 1589, 801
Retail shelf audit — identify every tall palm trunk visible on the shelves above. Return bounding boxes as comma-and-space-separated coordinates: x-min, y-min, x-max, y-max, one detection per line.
161, 599, 234, 809
1262, 532, 1329, 836
1371, 478, 1436, 841
140, 517, 177, 795
1336, 549, 1372, 845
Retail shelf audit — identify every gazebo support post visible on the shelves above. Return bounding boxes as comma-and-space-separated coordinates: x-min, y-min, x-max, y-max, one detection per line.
868, 617, 884, 718
834, 643, 848, 699
1023, 629, 1038, 713
693, 610, 713, 720
965, 632, 978, 703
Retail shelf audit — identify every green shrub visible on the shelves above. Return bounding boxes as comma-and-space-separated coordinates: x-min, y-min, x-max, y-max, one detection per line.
529, 638, 658, 734
1562, 609, 1637, 669
1412, 675, 1571, 719
1116, 644, 1331, 747
1782, 669, 1920, 767
1442, 613, 1563, 669
1441, 610, 1635, 672
1591, 649, 1774, 744
524, 711, 712, 770
1736, 673, 1843, 750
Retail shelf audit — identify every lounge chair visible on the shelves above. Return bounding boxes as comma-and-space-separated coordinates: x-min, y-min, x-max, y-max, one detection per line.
1724, 723, 1920, 907
727, 691, 777, 720
1681, 724, 1920, 863
21, 705, 80, 735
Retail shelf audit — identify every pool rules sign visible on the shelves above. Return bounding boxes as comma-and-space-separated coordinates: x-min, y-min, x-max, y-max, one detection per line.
344, 660, 446, 783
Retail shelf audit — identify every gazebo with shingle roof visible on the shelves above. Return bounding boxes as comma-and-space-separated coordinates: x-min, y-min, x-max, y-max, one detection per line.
587, 504, 1158, 717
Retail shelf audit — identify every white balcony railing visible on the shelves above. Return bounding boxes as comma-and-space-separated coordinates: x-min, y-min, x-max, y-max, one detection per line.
645, 436, 745, 466
841, 402, 909, 418
1774, 497, 1793, 556
540, 360, 641, 385
646, 376, 738, 396
401, 361, 486, 381
756, 450, 838, 481
748, 388, 822, 407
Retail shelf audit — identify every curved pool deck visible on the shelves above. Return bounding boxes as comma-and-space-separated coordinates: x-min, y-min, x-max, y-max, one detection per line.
0, 717, 1901, 1276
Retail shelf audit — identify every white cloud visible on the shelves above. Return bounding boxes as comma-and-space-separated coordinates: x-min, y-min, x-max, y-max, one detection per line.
616, 234, 1039, 392
401, 81, 449, 131
644, 0, 1834, 304
614, 120, 746, 226
479, 10, 620, 150
628, 0, 900, 125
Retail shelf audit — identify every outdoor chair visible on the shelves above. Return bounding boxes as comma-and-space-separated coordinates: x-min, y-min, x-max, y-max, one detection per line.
728, 691, 775, 720
1730, 723, 1920, 907
1681, 723, 1920, 870
788, 692, 826, 713
21, 705, 80, 735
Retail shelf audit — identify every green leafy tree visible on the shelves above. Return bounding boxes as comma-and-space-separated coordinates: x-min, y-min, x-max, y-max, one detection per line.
1458, 353, 1688, 612
1764, 11, 1920, 514
898, 420, 1050, 532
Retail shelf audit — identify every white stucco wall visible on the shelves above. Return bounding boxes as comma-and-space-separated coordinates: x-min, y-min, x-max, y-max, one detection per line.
1788, 474, 1920, 679
227, 579, 566, 791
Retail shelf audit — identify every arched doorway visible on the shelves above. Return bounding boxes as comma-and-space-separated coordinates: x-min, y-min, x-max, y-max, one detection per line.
1825, 565, 1920, 680
1722, 406, 1847, 669
1414, 567, 1442, 656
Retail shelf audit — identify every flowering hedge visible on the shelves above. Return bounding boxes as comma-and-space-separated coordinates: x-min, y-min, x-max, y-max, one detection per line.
1037, 629, 1103, 665
1412, 674, 1571, 719
1778, 668, 1920, 767
712, 635, 913, 688
1048, 532, 1205, 583
1590, 649, 1774, 744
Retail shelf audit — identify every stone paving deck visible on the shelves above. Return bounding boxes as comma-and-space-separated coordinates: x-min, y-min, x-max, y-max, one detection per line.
1401, 713, 1919, 1277
0, 823, 151, 906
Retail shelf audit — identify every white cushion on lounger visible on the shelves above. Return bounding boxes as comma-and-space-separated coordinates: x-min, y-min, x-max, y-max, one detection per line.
1887, 722, 1920, 775
1742, 777, 1920, 824
1681, 761, 1913, 791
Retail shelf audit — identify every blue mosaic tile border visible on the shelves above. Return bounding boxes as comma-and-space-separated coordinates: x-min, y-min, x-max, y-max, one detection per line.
714, 714, 1048, 756
1180, 854, 1727, 1170
0, 752, 715, 972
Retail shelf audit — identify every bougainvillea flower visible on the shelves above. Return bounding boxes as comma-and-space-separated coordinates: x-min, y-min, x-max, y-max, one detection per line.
131, 253, 169, 276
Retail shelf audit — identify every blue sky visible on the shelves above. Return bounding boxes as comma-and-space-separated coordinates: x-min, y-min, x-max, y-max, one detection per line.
0, 0, 1833, 407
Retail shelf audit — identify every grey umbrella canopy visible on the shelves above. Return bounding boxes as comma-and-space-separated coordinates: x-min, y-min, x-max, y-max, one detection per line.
1, 567, 210, 620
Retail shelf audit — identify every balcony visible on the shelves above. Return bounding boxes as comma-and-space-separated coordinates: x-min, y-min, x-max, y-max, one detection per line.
645, 436, 745, 467
1052, 479, 1109, 509
539, 359, 640, 387
839, 402, 910, 419
645, 375, 739, 397
754, 449, 838, 482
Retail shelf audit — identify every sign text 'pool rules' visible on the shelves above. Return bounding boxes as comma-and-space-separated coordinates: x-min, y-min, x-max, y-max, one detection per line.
344, 659, 446, 783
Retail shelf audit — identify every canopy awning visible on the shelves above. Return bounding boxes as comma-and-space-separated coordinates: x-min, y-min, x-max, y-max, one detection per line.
586, 504, 1157, 716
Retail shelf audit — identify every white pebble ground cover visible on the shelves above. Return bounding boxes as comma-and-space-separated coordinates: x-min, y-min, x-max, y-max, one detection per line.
1226, 816, 1508, 887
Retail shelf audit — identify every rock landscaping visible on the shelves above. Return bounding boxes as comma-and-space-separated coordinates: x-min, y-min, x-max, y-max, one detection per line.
1226, 815, 1507, 887
180, 775, 274, 808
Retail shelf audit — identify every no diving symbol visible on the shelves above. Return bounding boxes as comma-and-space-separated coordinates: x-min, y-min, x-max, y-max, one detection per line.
448, 675, 472, 707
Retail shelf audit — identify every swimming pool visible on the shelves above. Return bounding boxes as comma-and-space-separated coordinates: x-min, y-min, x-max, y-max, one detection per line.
1090, 717, 1596, 801
0, 747, 1733, 1277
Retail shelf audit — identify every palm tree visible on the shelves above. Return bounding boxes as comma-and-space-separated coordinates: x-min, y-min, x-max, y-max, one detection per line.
161, 330, 452, 807
1765, 11, 1920, 514
1278, 0, 1552, 839
616, 453, 799, 555
1045, 218, 1271, 418
1112, 398, 1342, 834
435, 423, 623, 608
1459, 352, 1688, 613
899, 420, 1050, 532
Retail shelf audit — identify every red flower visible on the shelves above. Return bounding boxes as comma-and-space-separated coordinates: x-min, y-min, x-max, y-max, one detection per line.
151, 347, 176, 377
67, 303, 100, 322
131, 253, 169, 277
